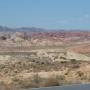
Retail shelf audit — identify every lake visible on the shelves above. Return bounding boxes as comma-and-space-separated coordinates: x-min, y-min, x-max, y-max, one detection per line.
22, 84, 90, 90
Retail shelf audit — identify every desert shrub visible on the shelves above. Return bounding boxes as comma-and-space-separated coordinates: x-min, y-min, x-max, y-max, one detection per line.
70, 59, 77, 64
77, 71, 84, 77
12, 74, 42, 89
60, 61, 67, 64
86, 75, 90, 81
79, 73, 90, 81
60, 56, 66, 60
80, 75, 88, 80
0, 81, 19, 90
56, 75, 65, 81
0, 64, 5, 69
64, 69, 70, 75
32, 73, 42, 84
13, 76, 38, 89
71, 64, 80, 69
0, 36, 7, 40
42, 77, 60, 87
18, 80, 38, 89
12, 76, 20, 83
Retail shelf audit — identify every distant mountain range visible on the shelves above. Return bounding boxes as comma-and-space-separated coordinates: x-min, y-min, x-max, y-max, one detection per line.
0, 26, 48, 32
0, 25, 89, 32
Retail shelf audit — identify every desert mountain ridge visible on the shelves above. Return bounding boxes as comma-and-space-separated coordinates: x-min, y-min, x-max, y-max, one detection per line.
0, 26, 90, 89
0, 25, 90, 32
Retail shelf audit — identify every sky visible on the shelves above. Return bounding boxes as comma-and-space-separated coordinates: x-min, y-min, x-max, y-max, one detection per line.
0, 0, 90, 30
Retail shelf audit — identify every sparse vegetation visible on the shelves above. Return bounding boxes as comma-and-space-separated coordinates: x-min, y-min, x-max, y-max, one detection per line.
0, 31, 90, 89
42, 77, 60, 87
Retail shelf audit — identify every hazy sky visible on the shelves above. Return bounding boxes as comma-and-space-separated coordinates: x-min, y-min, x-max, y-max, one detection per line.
0, 0, 90, 29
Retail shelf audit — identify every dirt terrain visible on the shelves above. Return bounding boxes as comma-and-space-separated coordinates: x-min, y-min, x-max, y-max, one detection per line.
0, 31, 90, 89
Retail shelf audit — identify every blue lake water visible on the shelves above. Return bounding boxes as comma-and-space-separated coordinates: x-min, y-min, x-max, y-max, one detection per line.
22, 84, 90, 90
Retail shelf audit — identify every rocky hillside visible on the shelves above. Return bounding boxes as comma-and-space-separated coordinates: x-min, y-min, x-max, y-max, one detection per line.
0, 27, 90, 47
